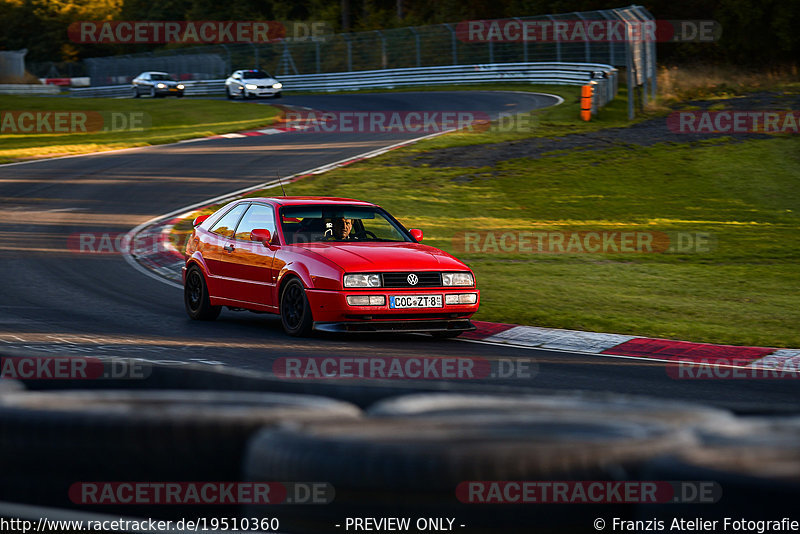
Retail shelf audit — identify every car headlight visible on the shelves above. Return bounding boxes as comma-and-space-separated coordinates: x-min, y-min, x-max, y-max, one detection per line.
344, 274, 381, 288
176, 84, 184, 90
272, 82, 283, 89
156, 83, 166, 89
442, 272, 474, 286
245, 83, 258, 90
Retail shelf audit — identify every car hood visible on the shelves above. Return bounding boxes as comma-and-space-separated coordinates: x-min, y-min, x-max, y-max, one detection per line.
242, 77, 279, 85
298, 242, 469, 272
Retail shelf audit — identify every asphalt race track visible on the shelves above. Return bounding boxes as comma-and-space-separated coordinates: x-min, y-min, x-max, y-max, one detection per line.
0, 91, 797, 414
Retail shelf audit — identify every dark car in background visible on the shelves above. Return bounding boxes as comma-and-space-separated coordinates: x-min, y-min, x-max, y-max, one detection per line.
132, 72, 185, 98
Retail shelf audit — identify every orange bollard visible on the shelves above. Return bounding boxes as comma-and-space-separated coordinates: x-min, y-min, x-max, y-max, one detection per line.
580, 84, 593, 121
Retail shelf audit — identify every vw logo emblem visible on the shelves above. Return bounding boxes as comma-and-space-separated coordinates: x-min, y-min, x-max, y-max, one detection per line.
407, 274, 419, 286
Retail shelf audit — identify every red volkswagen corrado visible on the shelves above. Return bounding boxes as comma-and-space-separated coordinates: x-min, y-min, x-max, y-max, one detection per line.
183, 197, 479, 337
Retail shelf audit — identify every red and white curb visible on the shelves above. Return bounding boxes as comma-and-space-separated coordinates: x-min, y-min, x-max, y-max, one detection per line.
178, 123, 312, 142
463, 321, 798, 370
178, 105, 323, 142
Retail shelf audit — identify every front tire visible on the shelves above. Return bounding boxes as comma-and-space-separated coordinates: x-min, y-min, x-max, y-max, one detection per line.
184, 266, 221, 321
226, 86, 234, 100
280, 278, 313, 337
132, 86, 139, 98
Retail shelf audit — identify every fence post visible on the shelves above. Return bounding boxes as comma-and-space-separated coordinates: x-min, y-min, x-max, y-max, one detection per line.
443, 24, 458, 65
634, 10, 649, 108
574, 12, 590, 62
220, 45, 231, 76
640, 5, 657, 102
547, 15, 561, 62
247, 43, 258, 69
601, 10, 616, 65
625, 21, 635, 120
375, 30, 387, 69
345, 34, 353, 71
514, 18, 527, 62
410, 27, 421, 67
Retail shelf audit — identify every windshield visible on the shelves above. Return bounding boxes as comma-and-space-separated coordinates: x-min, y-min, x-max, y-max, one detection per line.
242, 70, 270, 79
280, 205, 412, 244
150, 73, 174, 81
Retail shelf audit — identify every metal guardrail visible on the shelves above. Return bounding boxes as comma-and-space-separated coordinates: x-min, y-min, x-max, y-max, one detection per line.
70, 62, 618, 111
0, 84, 60, 95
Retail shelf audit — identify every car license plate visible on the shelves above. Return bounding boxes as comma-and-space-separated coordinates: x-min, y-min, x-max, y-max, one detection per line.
389, 295, 442, 309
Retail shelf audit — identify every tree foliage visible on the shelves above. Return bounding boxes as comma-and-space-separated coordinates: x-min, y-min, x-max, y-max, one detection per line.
0, 0, 796, 65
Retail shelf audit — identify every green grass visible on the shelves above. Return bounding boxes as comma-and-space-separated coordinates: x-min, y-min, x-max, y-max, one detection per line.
280, 138, 800, 347
0, 96, 281, 163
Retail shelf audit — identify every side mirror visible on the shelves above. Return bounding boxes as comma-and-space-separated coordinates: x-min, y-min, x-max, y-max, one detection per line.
193, 215, 210, 227
250, 228, 271, 244
410, 229, 423, 242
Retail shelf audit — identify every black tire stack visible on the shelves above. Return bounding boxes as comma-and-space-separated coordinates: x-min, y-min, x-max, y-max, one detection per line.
0, 390, 360, 519
637, 416, 800, 522
241, 392, 737, 533
3, 367, 798, 533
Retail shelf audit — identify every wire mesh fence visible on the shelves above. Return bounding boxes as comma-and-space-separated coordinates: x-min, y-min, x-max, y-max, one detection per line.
39, 4, 652, 92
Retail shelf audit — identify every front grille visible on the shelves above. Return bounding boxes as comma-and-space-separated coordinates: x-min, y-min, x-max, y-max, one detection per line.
382, 272, 442, 288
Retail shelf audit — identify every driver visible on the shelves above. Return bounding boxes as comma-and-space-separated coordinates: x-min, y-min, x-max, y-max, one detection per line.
331, 217, 353, 240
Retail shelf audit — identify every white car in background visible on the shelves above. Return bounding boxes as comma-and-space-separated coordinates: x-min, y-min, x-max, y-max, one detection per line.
225, 70, 283, 99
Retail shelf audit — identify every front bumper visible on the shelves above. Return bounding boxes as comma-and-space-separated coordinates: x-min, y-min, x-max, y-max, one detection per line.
314, 318, 475, 334
247, 88, 281, 97
305, 288, 479, 329
155, 87, 183, 96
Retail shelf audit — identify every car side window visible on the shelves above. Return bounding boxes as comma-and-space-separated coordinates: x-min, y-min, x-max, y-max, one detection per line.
209, 203, 248, 239
233, 204, 277, 242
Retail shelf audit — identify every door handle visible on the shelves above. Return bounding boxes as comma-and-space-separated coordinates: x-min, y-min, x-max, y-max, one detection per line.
223, 244, 235, 253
